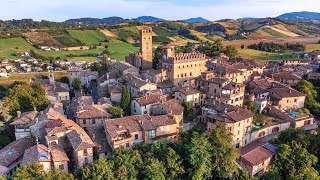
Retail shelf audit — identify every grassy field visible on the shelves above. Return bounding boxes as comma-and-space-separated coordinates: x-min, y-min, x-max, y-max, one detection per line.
68, 30, 108, 45
0, 71, 68, 85
262, 28, 289, 38
237, 48, 296, 61
0, 38, 36, 59
107, 38, 139, 60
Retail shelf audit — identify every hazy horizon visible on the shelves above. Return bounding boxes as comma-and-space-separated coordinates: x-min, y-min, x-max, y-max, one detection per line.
0, 0, 320, 22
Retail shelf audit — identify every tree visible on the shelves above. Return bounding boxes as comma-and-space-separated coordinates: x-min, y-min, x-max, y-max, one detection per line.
224, 45, 238, 59
13, 163, 43, 180
165, 147, 185, 180
153, 46, 162, 69
120, 86, 131, 115
43, 170, 74, 180
107, 106, 124, 118
295, 80, 317, 100
141, 158, 166, 180
181, 102, 193, 120
264, 141, 320, 179
59, 76, 69, 84
112, 147, 142, 180
208, 125, 240, 179
3, 82, 49, 117
77, 158, 114, 180
187, 132, 212, 180
72, 78, 81, 90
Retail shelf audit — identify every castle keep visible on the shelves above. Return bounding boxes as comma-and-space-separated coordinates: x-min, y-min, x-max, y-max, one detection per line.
126, 26, 153, 70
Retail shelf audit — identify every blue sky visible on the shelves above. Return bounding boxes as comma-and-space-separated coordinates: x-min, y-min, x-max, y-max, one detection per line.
0, 0, 319, 21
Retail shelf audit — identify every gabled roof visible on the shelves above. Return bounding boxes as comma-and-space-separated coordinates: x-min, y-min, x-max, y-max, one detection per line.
10, 111, 38, 126
239, 141, 276, 166
0, 137, 35, 167
134, 93, 162, 106
76, 105, 111, 119
268, 83, 305, 99
67, 130, 95, 151
160, 99, 184, 116
105, 115, 177, 139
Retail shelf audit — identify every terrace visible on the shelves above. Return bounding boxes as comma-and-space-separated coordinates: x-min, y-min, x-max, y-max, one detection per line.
251, 114, 285, 132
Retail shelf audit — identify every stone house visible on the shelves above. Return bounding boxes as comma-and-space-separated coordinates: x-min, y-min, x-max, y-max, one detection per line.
75, 105, 111, 129
22, 144, 69, 173
131, 93, 165, 115
204, 102, 253, 147
104, 115, 179, 149
0, 137, 35, 177
122, 74, 157, 98
237, 141, 276, 177
268, 83, 305, 110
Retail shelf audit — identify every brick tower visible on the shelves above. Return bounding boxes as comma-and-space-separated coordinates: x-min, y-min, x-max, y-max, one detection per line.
140, 26, 153, 70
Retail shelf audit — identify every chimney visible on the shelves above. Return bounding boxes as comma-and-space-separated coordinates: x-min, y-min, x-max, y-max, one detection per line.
17, 111, 21, 118
289, 89, 292, 93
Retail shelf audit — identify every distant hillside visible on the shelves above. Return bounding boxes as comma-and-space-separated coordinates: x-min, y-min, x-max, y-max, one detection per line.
238, 17, 259, 21
277, 11, 320, 21
135, 16, 164, 22
182, 17, 210, 23
65, 17, 125, 25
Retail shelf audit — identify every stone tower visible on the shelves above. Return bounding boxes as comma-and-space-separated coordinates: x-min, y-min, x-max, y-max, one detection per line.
162, 45, 175, 61
140, 26, 153, 70
48, 67, 54, 85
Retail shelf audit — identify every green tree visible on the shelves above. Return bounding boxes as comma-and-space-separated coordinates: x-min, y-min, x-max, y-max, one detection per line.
0, 176, 6, 180
187, 132, 212, 180
43, 170, 74, 180
72, 78, 81, 90
181, 102, 193, 120
224, 45, 238, 59
3, 82, 49, 117
141, 158, 166, 180
13, 163, 43, 180
264, 141, 320, 180
107, 106, 124, 118
153, 46, 162, 69
295, 80, 317, 100
120, 86, 131, 115
77, 158, 114, 180
165, 147, 185, 180
59, 76, 69, 84
112, 147, 142, 180
208, 125, 240, 179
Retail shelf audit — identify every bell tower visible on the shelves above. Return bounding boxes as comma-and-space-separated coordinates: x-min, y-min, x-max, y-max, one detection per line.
140, 26, 153, 70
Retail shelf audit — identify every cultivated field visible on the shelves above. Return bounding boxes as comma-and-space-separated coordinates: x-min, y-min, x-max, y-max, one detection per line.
23, 32, 64, 48
68, 30, 108, 45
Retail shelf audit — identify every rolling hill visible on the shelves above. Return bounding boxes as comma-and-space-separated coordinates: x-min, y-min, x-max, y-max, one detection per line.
181, 17, 210, 23
277, 11, 320, 21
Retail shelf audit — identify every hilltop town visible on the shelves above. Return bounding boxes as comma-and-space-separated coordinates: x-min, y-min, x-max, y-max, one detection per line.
0, 24, 320, 179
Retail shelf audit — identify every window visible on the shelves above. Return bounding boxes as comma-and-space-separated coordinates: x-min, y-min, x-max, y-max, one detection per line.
135, 134, 139, 140
238, 130, 240, 135
294, 99, 297, 102
126, 143, 130, 147
148, 130, 156, 138
84, 157, 88, 165
59, 164, 64, 170
83, 119, 86, 124
92, 119, 95, 124
84, 149, 88, 155
227, 127, 232, 132
239, 122, 241, 127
